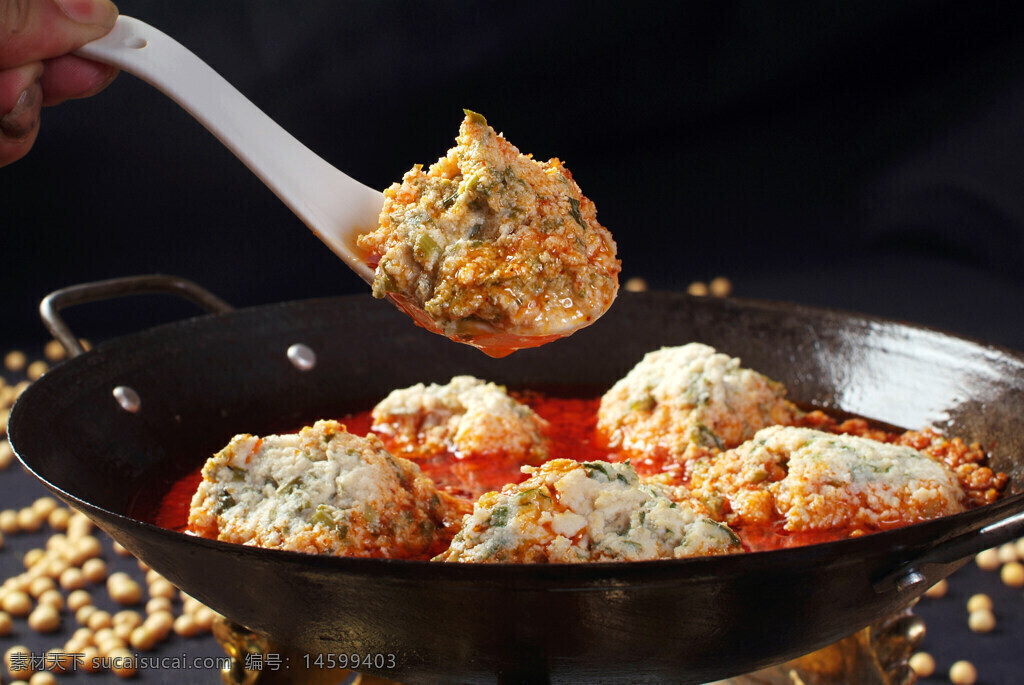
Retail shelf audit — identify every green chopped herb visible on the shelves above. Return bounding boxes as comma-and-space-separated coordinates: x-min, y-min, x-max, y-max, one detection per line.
501, 165, 527, 190
463, 109, 488, 127
582, 462, 610, 480
310, 504, 349, 538
540, 216, 562, 233
364, 505, 380, 531
628, 395, 656, 412
416, 519, 434, 537
489, 505, 510, 528
568, 197, 585, 228
517, 488, 540, 501
310, 504, 336, 528
749, 468, 769, 483
465, 173, 491, 198
387, 454, 409, 486
711, 520, 741, 547
516, 488, 552, 506
703, 494, 726, 518
379, 268, 399, 294
215, 490, 236, 514
696, 423, 725, 451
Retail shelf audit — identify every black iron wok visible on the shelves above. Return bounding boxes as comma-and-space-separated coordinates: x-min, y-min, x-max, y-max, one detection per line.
9, 275, 1024, 684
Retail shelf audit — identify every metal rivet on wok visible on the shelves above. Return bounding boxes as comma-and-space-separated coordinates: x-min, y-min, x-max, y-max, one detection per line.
113, 385, 141, 413
287, 343, 317, 371
897, 569, 926, 592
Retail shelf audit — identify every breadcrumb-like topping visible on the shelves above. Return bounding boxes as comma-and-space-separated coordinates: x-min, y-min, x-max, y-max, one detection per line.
437, 459, 740, 563
371, 375, 549, 463
188, 420, 446, 558
597, 343, 799, 466
690, 425, 966, 533
357, 111, 620, 345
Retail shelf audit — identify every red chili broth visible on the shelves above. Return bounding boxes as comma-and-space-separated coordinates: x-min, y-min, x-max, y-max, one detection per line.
151, 394, 910, 552
153, 395, 609, 533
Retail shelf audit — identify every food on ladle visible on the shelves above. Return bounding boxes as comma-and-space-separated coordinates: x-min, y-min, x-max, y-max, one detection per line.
358, 111, 620, 351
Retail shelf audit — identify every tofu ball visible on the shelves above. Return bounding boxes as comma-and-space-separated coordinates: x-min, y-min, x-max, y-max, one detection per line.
690, 426, 966, 534
371, 375, 549, 463
438, 459, 740, 563
189, 420, 447, 558
597, 343, 799, 466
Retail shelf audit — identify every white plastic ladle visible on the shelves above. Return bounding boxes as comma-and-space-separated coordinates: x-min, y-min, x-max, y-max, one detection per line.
76, 16, 598, 356
76, 15, 381, 284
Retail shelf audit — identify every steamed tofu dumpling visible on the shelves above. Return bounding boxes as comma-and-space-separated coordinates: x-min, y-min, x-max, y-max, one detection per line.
438, 459, 741, 563
689, 425, 966, 534
188, 420, 446, 558
597, 343, 799, 465
371, 375, 549, 463
357, 111, 620, 342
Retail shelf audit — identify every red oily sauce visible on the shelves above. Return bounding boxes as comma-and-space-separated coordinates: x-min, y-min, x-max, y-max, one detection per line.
151, 393, 1005, 554
152, 394, 608, 534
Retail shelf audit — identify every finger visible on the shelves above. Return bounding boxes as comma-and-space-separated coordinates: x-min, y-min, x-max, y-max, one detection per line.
0, 61, 44, 138
40, 53, 117, 105
0, 0, 119, 70
0, 62, 43, 166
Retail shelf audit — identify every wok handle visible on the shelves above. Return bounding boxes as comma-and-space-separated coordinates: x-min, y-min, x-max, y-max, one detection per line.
873, 493, 1024, 594
39, 275, 233, 358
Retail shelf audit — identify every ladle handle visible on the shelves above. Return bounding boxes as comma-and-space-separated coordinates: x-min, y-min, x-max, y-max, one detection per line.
75, 16, 380, 282
40, 275, 233, 358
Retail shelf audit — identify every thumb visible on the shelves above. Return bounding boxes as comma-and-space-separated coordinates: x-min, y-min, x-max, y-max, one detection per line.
0, 0, 119, 70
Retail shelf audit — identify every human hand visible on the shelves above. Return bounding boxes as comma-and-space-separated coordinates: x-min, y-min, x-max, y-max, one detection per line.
1, 0, 119, 167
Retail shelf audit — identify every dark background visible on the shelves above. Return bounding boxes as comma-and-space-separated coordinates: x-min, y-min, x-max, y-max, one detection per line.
4, 2, 1024, 350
